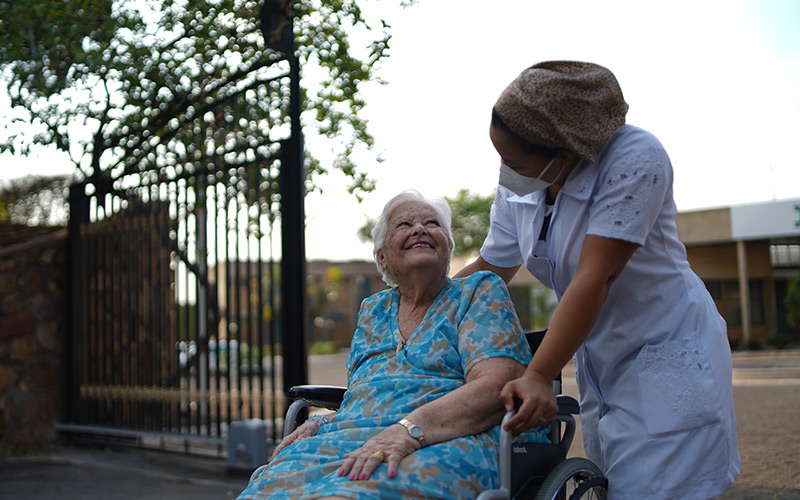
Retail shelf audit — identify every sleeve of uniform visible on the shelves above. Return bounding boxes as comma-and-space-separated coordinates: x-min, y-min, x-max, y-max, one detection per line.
587, 131, 672, 245
479, 188, 525, 268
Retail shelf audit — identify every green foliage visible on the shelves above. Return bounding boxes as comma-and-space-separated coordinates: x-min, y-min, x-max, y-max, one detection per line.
786, 273, 800, 330
531, 288, 556, 331
445, 189, 494, 255
767, 334, 792, 350
309, 340, 339, 355
357, 189, 495, 256
0, 174, 73, 225
0, 0, 405, 198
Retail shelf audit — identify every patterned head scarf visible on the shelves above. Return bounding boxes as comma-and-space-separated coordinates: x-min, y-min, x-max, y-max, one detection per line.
494, 61, 629, 162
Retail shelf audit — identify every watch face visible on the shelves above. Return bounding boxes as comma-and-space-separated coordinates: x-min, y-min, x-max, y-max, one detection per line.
409, 427, 422, 438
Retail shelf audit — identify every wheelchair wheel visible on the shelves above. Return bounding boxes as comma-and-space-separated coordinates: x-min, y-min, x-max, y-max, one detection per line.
532, 457, 607, 500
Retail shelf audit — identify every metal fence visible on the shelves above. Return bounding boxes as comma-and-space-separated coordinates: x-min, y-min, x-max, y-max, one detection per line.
67, 163, 288, 449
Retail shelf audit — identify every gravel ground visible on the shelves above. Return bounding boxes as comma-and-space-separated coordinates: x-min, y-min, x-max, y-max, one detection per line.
712, 381, 800, 500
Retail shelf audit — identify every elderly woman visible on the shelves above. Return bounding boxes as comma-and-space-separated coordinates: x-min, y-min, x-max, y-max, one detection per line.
237, 189, 547, 500
456, 61, 740, 500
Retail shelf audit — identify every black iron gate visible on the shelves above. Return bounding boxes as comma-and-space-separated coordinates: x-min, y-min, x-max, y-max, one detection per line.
67, 163, 289, 449
61, 1, 309, 453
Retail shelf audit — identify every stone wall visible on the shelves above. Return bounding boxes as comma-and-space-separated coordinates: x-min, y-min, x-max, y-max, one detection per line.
0, 226, 68, 454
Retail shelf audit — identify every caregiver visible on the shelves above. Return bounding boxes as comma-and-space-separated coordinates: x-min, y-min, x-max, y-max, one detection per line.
455, 60, 740, 500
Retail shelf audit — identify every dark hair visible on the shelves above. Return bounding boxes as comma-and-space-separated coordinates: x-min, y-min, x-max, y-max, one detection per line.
491, 108, 562, 158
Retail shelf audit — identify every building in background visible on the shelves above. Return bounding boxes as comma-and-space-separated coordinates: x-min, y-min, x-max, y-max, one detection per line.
677, 197, 800, 344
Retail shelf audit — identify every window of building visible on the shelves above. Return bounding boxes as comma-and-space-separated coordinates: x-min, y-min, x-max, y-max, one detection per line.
770, 244, 800, 268
705, 279, 765, 326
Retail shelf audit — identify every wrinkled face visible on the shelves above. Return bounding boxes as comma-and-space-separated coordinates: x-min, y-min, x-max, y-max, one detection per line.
377, 201, 451, 281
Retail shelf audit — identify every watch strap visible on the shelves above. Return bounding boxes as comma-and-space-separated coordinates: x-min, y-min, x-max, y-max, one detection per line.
397, 418, 426, 447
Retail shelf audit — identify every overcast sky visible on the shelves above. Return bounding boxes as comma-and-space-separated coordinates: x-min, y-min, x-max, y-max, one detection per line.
2, 0, 799, 261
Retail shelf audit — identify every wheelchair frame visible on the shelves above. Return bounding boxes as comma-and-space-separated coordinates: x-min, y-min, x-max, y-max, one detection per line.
258, 331, 608, 499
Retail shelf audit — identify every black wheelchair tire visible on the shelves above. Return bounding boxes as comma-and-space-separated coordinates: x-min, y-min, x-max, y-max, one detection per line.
532, 457, 607, 500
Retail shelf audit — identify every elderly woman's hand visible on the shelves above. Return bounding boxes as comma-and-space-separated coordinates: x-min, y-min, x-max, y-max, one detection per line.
338, 423, 421, 481
269, 419, 322, 461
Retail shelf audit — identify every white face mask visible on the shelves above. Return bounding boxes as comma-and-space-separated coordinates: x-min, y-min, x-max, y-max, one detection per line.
498, 155, 561, 197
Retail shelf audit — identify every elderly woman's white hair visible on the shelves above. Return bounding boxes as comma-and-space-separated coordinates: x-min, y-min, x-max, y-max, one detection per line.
372, 189, 455, 287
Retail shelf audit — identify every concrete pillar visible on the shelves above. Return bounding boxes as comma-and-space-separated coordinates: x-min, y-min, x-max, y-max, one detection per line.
736, 240, 751, 342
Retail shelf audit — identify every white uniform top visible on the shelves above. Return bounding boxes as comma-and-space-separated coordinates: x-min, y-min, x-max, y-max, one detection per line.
481, 125, 740, 500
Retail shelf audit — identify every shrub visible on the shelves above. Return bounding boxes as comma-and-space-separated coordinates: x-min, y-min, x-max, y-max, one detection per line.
767, 334, 792, 350
746, 339, 764, 351
728, 337, 741, 350
309, 341, 340, 355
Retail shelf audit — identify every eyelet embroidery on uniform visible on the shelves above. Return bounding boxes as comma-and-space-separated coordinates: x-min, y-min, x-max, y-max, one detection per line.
637, 337, 714, 423
602, 146, 664, 231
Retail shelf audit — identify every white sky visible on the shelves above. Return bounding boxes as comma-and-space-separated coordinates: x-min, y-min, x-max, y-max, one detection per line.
2, 0, 799, 261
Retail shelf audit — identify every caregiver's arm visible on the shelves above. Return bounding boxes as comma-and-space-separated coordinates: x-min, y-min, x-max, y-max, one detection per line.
454, 255, 521, 284
500, 234, 639, 434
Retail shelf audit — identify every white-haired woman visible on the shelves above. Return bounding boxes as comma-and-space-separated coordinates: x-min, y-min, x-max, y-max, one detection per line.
238, 189, 548, 500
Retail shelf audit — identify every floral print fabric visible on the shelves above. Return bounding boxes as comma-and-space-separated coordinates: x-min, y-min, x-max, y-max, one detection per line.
237, 271, 546, 500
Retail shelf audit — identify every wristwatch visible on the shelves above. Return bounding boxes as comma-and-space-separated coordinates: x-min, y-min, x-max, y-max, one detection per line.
397, 418, 426, 447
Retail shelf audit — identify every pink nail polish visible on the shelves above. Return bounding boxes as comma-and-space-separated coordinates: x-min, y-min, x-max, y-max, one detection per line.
349, 474, 355, 480
360, 474, 367, 480
338, 470, 345, 476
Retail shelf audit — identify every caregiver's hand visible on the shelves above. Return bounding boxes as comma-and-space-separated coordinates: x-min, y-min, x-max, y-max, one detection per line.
500, 370, 558, 436
338, 423, 420, 481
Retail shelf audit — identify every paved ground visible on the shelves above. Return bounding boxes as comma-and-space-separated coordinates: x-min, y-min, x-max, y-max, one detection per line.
1, 350, 798, 499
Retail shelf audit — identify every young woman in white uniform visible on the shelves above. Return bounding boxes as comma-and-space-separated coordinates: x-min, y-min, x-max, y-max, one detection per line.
456, 61, 740, 500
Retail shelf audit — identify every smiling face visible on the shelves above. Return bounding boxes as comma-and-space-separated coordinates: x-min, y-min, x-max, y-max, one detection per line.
376, 201, 452, 284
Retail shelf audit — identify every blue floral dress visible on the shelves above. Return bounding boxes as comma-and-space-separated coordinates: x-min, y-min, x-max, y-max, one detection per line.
237, 271, 547, 500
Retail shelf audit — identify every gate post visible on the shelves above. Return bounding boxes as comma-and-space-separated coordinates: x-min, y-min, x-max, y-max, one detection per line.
66, 182, 89, 423
261, 0, 308, 395
280, 34, 308, 395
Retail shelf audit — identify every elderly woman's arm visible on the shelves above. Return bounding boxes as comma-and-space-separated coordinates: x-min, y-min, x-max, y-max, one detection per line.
338, 356, 528, 481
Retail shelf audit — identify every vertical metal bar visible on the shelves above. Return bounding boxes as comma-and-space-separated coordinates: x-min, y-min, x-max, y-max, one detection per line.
256, 165, 265, 422
224, 170, 234, 427
197, 174, 209, 434
133, 186, 144, 430
181, 178, 189, 433
234, 177, 243, 421
281, 41, 308, 396
128, 191, 142, 428
102, 195, 111, 424
111, 194, 120, 427
212, 177, 222, 436
268, 169, 278, 442
67, 183, 89, 424
147, 184, 157, 431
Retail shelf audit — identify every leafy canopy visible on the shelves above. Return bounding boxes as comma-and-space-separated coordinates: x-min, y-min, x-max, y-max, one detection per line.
0, 0, 411, 198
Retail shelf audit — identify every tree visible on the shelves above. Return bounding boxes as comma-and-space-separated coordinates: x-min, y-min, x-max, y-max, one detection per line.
0, 174, 72, 226
446, 189, 494, 255
358, 189, 495, 256
0, 0, 413, 198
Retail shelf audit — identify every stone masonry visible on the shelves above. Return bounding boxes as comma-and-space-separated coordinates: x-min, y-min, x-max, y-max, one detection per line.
0, 226, 68, 454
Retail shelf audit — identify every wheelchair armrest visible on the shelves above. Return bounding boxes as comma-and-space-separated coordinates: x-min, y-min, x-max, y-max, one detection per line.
288, 385, 347, 410
556, 395, 579, 415
283, 385, 347, 439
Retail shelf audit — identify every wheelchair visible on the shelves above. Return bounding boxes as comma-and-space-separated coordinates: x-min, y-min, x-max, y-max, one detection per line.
263, 332, 608, 500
